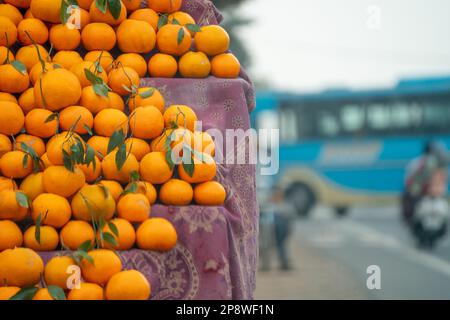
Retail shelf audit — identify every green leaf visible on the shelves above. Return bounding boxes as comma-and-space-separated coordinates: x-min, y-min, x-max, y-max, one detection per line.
95, 0, 107, 13
182, 161, 195, 177
16, 191, 30, 209
78, 239, 93, 252
60, 0, 79, 25
177, 27, 185, 45
84, 68, 103, 85
139, 88, 155, 99
63, 149, 75, 172
10, 287, 39, 300
99, 184, 110, 199
102, 232, 118, 247
107, 129, 125, 154
108, 221, 119, 237
165, 148, 175, 170
115, 143, 127, 171
35, 213, 42, 244
130, 170, 140, 182
84, 123, 93, 136
23, 153, 29, 169
158, 14, 168, 30
171, 18, 180, 25
85, 145, 96, 168
11, 60, 27, 75
93, 83, 109, 97
107, 0, 121, 20
75, 249, 94, 264
47, 285, 66, 300
124, 181, 138, 195
185, 23, 201, 33
45, 112, 59, 123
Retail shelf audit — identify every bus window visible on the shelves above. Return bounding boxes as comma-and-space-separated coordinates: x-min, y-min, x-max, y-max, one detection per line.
341, 105, 365, 133
423, 101, 450, 131
318, 111, 340, 137
257, 110, 279, 131
391, 102, 412, 128
280, 108, 298, 143
367, 103, 390, 130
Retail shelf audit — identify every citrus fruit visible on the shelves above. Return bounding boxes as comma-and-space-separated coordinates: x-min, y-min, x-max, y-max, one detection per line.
117, 193, 150, 223
211, 53, 240, 78
105, 270, 150, 300
80, 249, 122, 285
79, 86, 111, 114
0, 63, 30, 93
14, 133, 46, 157
15, 44, 49, 71
125, 137, 151, 161
116, 19, 156, 53
108, 66, 140, 96
30, 0, 62, 23
49, 24, 81, 51
194, 181, 226, 205
52, 50, 83, 70
23, 225, 59, 251
136, 218, 177, 251
24, 108, 58, 138
68, 282, 104, 300
94, 108, 129, 137
59, 105, 94, 135
0, 247, 44, 287
17, 88, 36, 114
194, 25, 230, 56
126, 181, 157, 204
44, 256, 77, 290
42, 165, 86, 197
89, 0, 127, 26
147, 53, 178, 78
178, 152, 216, 184
87, 135, 109, 157
0, 101, 25, 135
31, 193, 72, 228
19, 172, 44, 200
0, 286, 20, 300
0, 3, 23, 25
128, 87, 165, 112
70, 60, 109, 88
129, 8, 158, 31
179, 51, 211, 78
163, 104, 198, 131
81, 22, 116, 51
84, 50, 114, 71
148, 0, 182, 13
0, 151, 33, 179
156, 24, 191, 56
129, 106, 164, 139
115, 53, 147, 77
98, 180, 123, 202
0, 220, 23, 251
0, 16, 17, 47
32, 288, 54, 300
60, 220, 95, 250
0, 134, 12, 157
99, 218, 136, 250
17, 18, 48, 45
139, 152, 173, 184
102, 150, 139, 184
71, 184, 116, 221
0, 190, 29, 221
159, 179, 193, 205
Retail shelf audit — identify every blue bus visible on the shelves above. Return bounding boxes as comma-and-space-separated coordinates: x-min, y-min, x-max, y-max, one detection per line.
254, 76, 450, 216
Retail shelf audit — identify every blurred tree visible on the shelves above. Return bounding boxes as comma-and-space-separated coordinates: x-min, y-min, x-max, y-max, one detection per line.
211, 0, 252, 69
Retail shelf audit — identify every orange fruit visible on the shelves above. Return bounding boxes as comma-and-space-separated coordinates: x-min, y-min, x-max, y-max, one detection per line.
108, 66, 140, 96
0, 177, 16, 192
0, 190, 29, 221
129, 106, 164, 139
23, 225, 59, 251
31, 193, 72, 228
160, 179, 193, 205
30, 0, 61, 23
60, 220, 95, 250
71, 184, 116, 221
129, 8, 158, 31
80, 249, 122, 285
84, 50, 114, 71
0, 247, 44, 287
32, 288, 54, 300
0, 16, 17, 47
194, 25, 230, 56
44, 256, 77, 290
193, 131, 215, 156
19, 172, 44, 200
45, 132, 83, 165
24, 108, 58, 138
117, 193, 150, 223
102, 150, 139, 183
99, 180, 123, 201
18, 87, 36, 114
0, 102, 24, 136
49, 23, 81, 51
148, 0, 182, 13
24, 8, 33, 18
94, 108, 129, 137
211, 53, 240, 78
39, 152, 52, 169
34, 68, 82, 111
14, 133, 46, 157
0, 220, 23, 251
125, 138, 150, 161
42, 166, 86, 198
79, 86, 110, 114
139, 152, 173, 184
194, 181, 226, 205
15, 44, 49, 71
89, 0, 127, 26
116, 19, 156, 53
87, 135, 109, 158
168, 11, 195, 28
128, 87, 165, 112
70, 60, 109, 88
108, 91, 125, 111
163, 104, 198, 131
156, 24, 191, 56
147, 53, 177, 78
115, 53, 147, 77
59, 105, 94, 135
136, 217, 177, 251
122, 0, 141, 12
68, 282, 104, 300
81, 22, 116, 51
151, 128, 194, 157
0, 4, 23, 26
0, 286, 20, 300
0, 134, 12, 157
17, 18, 48, 45
52, 50, 83, 70
0, 63, 30, 93
4, 0, 31, 9
77, 0, 94, 10
179, 51, 211, 78
78, 155, 102, 183
99, 218, 136, 250
0, 92, 17, 103
126, 180, 157, 204
77, 7, 91, 29
0, 151, 33, 178
0, 46, 14, 65
106, 270, 150, 300
178, 152, 216, 183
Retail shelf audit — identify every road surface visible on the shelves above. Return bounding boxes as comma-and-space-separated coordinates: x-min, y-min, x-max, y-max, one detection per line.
255, 205, 450, 299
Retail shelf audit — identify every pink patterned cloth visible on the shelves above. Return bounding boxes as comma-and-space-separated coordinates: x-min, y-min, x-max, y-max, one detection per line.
40, 0, 258, 300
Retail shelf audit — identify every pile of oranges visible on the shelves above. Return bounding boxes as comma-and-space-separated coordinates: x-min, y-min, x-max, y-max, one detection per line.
0, 0, 234, 300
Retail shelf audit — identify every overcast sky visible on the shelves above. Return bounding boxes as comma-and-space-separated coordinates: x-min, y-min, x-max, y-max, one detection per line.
238, 0, 450, 93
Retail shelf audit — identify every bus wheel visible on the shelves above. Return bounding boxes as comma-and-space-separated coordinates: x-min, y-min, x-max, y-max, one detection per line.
335, 207, 349, 218
286, 184, 316, 218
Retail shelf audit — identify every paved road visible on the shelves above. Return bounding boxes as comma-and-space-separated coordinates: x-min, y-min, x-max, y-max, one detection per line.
255, 205, 450, 299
